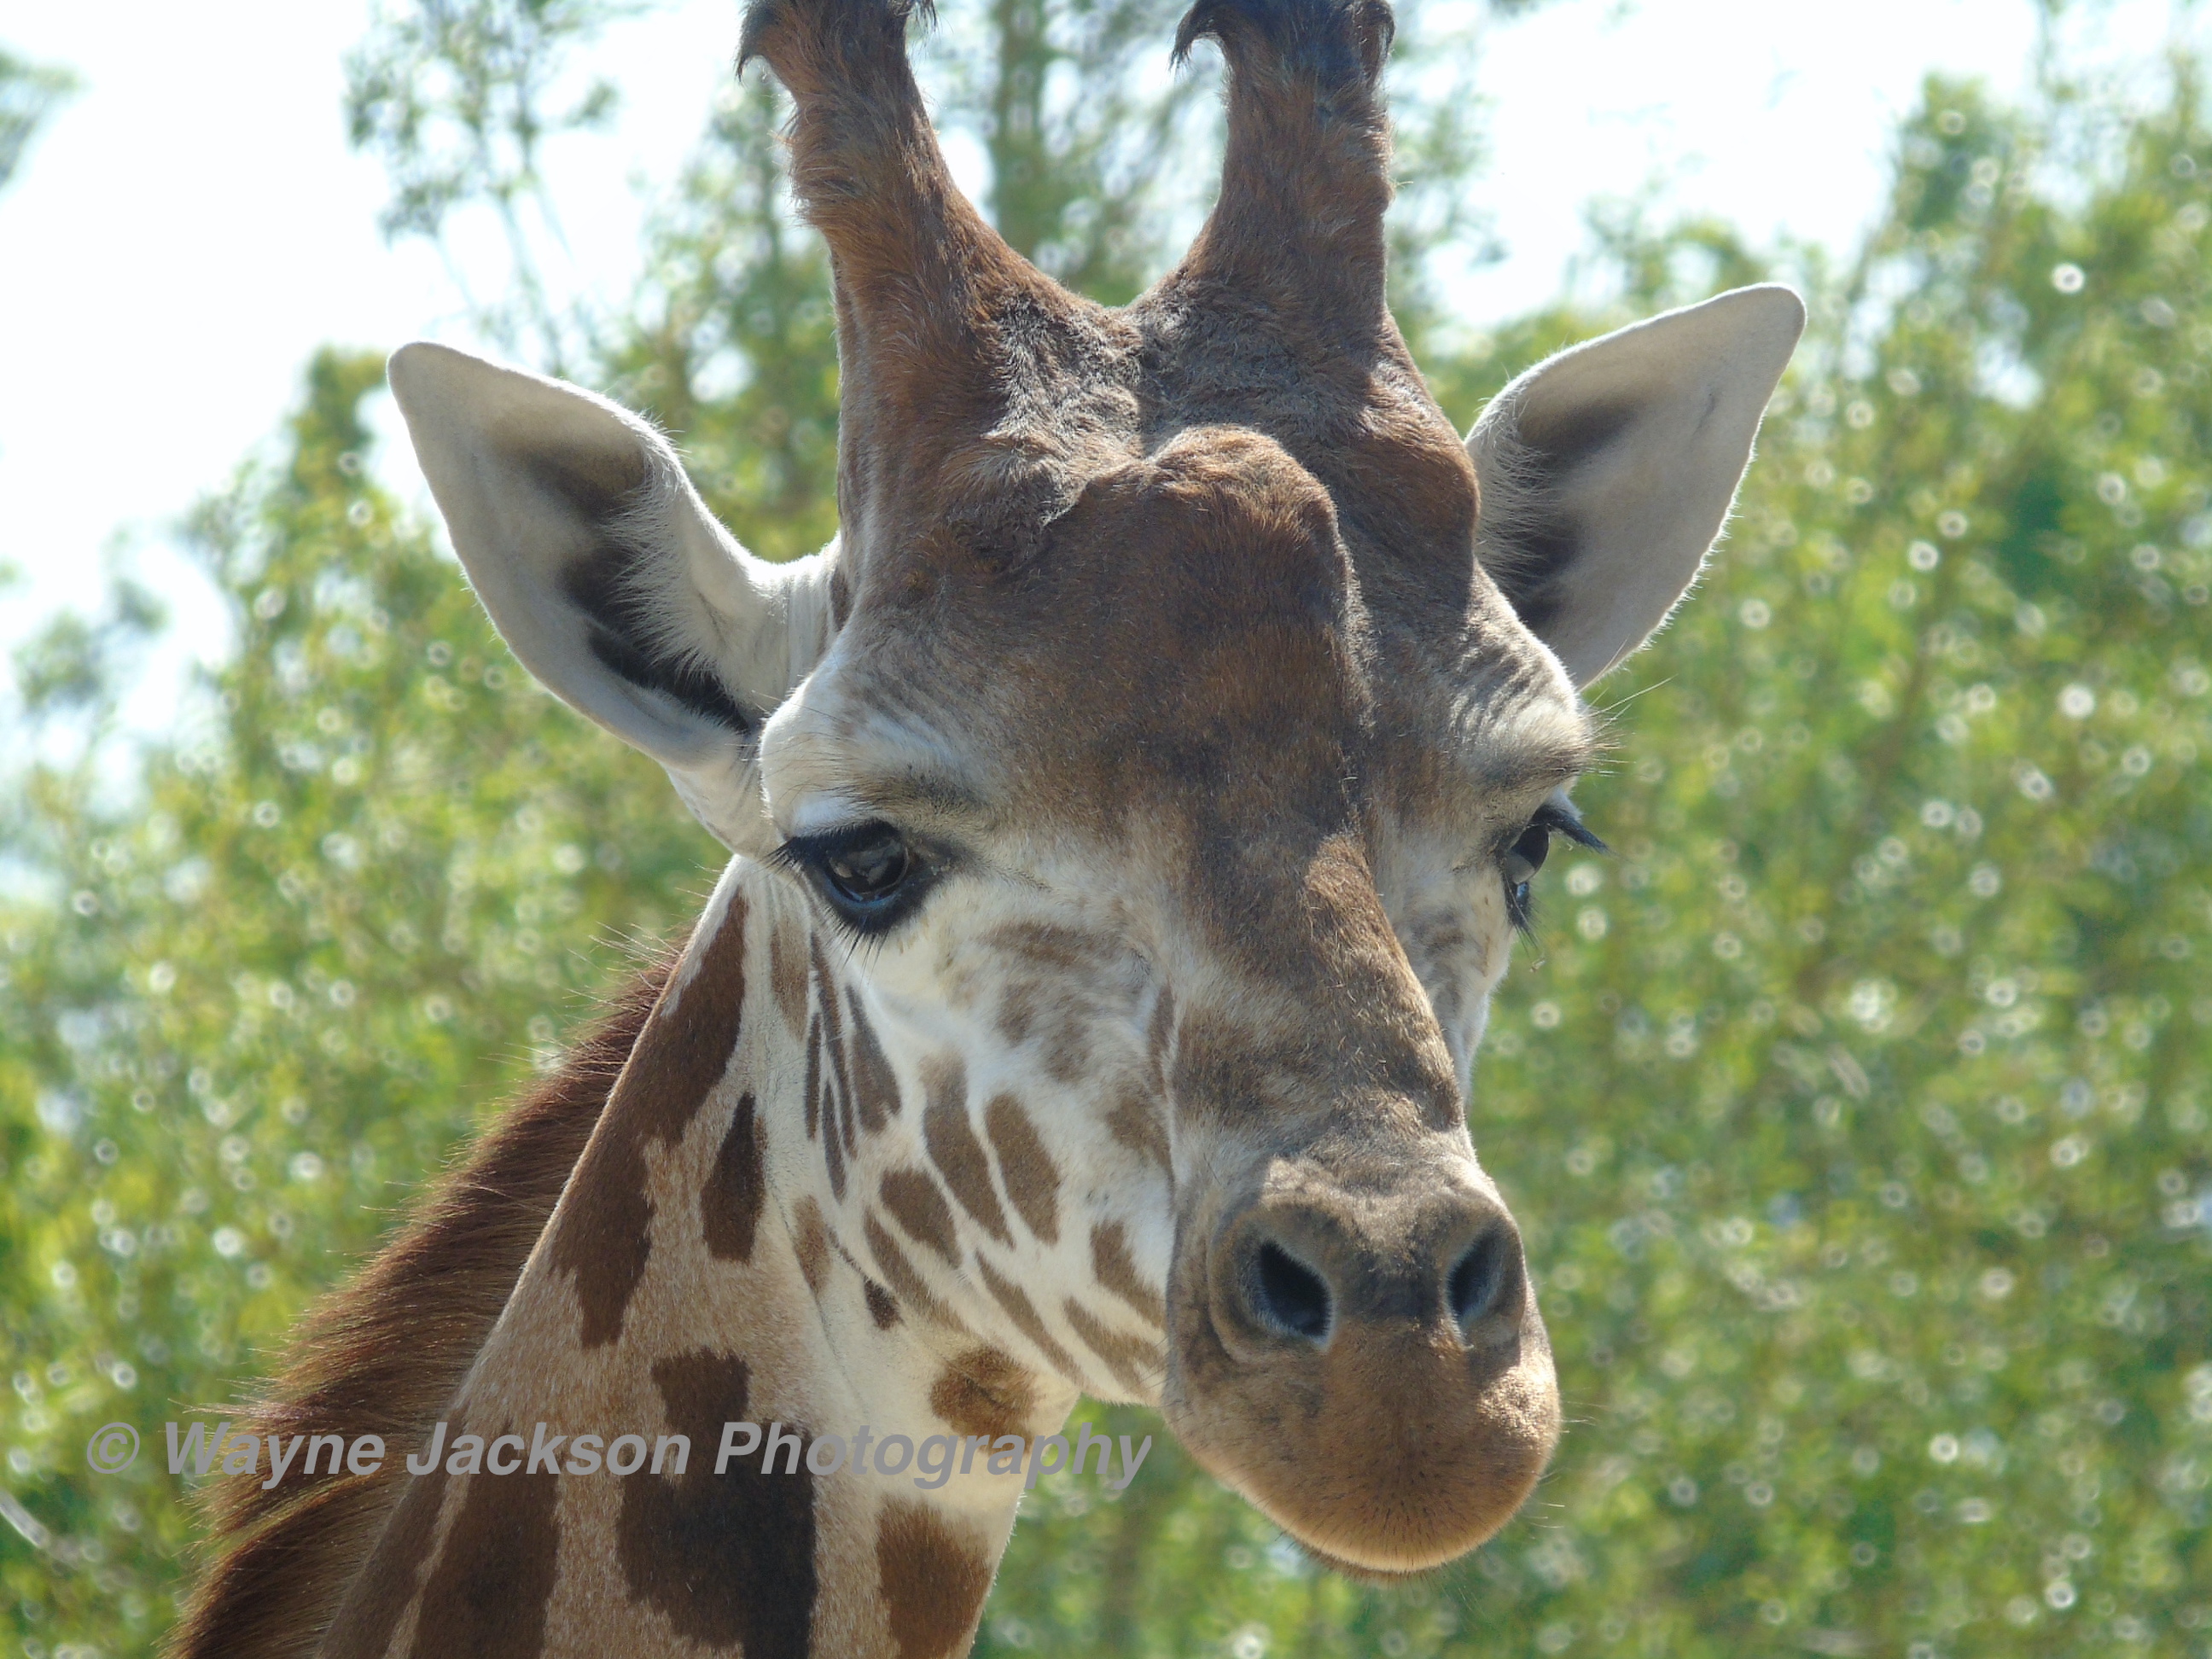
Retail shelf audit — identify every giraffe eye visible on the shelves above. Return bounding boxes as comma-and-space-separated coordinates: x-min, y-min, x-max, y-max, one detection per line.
1499, 802, 1605, 933
1502, 823, 1551, 929
1502, 822, 1551, 889
778, 822, 932, 934
824, 828, 911, 904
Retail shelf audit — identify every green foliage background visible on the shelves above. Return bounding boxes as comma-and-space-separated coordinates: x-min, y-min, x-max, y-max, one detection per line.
2, 4, 2209, 1656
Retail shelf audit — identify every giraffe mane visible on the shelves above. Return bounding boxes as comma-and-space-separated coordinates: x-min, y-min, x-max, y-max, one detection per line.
163, 946, 683, 1659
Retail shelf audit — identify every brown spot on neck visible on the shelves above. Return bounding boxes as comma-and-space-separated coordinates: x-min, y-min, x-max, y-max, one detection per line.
802, 1009, 823, 1142
703, 1092, 765, 1261
864, 1278, 903, 1329
974, 1254, 1081, 1382
812, 937, 859, 1196
1105, 1087, 1171, 1175
876, 1499, 994, 1659
770, 918, 811, 1039
847, 996, 903, 1132
618, 1350, 818, 1658
863, 1211, 964, 1334
880, 1167, 960, 1266
550, 899, 749, 1347
406, 1430, 560, 1659
983, 1093, 1060, 1245
928, 1347, 1041, 1441
1089, 1219, 1165, 1328
1062, 1299, 1165, 1394
794, 1195, 831, 1294
921, 1058, 1012, 1248
822, 1062, 848, 1202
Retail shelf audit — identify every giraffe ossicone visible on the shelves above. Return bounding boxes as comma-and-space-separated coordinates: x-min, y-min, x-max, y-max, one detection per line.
178, 0, 1802, 1650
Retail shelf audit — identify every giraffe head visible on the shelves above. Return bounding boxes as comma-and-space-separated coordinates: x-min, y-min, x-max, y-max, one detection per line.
389, 0, 1800, 1576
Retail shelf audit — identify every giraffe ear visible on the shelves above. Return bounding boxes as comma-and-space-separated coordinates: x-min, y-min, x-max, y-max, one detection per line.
387, 341, 837, 851
1467, 284, 1804, 687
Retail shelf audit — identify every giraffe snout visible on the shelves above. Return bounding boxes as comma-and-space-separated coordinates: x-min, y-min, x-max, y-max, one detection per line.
1220, 1185, 1530, 1355
1165, 1160, 1560, 1575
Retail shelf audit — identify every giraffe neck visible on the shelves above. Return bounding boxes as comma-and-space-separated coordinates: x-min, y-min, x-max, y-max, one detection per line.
321, 862, 1080, 1659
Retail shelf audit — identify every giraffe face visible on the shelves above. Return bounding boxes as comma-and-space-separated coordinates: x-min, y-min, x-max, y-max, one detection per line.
757, 420, 1588, 1571
389, 0, 1801, 1589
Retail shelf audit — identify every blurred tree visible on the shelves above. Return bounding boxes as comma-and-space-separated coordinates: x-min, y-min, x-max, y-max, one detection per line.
3, 9, 2210, 1659
345, 0, 649, 369
0, 47, 79, 196
596, 73, 845, 560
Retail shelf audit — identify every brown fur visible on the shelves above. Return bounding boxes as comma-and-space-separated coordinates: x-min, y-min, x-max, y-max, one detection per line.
616, 1350, 820, 1655
974, 1255, 1082, 1382
168, 953, 678, 1659
1062, 1299, 1166, 1393
927, 1348, 1042, 1441
548, 900, 750, 1347
921, 1058, 1013, 1246
1089, 1220, 1166, 1328
876, 1499, 996, 1659
795, 1194, 833, 1292
704, 1091, 766, 1260
864, 1209, 963, 1331
408, 1435, 562, 1656
981, 1093, 1060, 1244
880, 1166, 962, 1264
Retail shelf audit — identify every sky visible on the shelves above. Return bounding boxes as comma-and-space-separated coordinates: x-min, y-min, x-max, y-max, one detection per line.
0, 0, 2195, 718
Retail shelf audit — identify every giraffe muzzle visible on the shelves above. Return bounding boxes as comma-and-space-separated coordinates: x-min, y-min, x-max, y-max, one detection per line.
1224, 1185, 1531, 1353
1165, 1162, 1561, 1574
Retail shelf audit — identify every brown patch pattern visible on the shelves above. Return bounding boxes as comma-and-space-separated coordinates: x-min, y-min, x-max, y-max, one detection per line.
863, 1212, 958, 1330
1104, 1086, 1170, 1174
802, 1009, 823, 1141
1089, 1220, 1165, 1328
703, 1092, 764, 1261
864, 1278, 903, 1329
306, 1464, 449, 1659
974, 1254, 1081, 1381
408, 1433, 561, 1658
618, 1350, 818, 1658
876, 1499, 995, 1659
928, 1347, 1041, 1441
550, 901, 748, 1346
982, 1092, 1060, 1244
769, 918, 810, 1039
879, 1167, 959, 1265
794, 1195, 832, 1294
847, 998, 903, 1132
1063, 1299, 1166, 1394
921, 1058, 1012, 1247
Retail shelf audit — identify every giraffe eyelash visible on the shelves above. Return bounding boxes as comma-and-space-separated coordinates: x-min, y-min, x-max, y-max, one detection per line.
772, 821, 945, 940
1503, 802, 1607, 936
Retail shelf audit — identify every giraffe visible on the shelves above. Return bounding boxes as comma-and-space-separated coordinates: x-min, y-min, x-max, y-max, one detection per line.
174, 0, 1802, 1651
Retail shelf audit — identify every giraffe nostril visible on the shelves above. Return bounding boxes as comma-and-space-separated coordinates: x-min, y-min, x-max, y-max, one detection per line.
1447, 1225, 1519, 1336
1252, 1242, 1333, 1342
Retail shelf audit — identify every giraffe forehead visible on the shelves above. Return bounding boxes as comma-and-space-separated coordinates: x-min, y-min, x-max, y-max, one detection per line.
761, 428, 1365, 839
